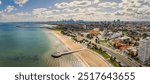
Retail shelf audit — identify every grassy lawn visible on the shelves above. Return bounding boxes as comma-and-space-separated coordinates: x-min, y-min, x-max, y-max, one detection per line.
53, 29, 62, 31
100, 40, 108, 43
91, 48, 110, 58
91, 48, 121, 67
109, 60, 121, 67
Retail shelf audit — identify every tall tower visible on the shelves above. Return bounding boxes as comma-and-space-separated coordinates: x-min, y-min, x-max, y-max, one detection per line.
138, 37, 150, 62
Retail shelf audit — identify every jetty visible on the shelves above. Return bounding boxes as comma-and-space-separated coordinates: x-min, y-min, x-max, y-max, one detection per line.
51, 48, 86, 58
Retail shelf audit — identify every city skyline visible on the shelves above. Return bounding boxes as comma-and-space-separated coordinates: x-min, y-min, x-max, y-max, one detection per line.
0, 0, 150, 22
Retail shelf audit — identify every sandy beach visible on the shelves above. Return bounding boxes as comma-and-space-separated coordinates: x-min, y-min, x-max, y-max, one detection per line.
45, 29, 111, 67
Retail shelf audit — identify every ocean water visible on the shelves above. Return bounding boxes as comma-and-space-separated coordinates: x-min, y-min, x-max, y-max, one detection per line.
0, 22, 83, 67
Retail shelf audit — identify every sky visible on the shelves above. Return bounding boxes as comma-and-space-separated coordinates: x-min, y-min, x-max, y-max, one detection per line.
0, 0, 150, 22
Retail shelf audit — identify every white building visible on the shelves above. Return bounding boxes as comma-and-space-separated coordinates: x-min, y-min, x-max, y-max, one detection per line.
102, 28, 108, 37
138, 37, 150, 62
110, 31, 123, 39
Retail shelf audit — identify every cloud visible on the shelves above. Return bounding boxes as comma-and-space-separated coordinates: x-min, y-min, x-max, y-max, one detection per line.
64, 8, 85, 13
32, 8, 60, 16
136, 5, 150, 14
62, 7, 97, 13
51, 10, 60, 13
16, 12, 30, 16
0, 14, 16, 21
119, 0, 142, 9
14, 0, 28, 7
32, 8, 48, 15
0, 0, 2, 5
29, 0, 150, 21
32, 8, 61, 19
32, 8, 48, 18
93, 0, 100, 4
55, 0, 92, 9
112, 0, 150, 20
1, 0, 150, 22
59, 12, 113, 21
0, 5, 16, 21
98, 2, 118, 9
3, 5, 15, 13
85, 0, 100, 4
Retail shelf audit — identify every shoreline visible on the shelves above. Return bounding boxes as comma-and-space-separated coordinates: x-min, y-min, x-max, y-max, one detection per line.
44, 28, 111, 67
42, 29, 86, 67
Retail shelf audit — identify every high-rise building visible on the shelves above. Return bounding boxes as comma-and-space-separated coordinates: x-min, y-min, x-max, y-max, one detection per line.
138, 37, 150, 62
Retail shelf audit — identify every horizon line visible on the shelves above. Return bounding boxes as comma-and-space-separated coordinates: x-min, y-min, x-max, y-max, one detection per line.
0, 20, 150, 23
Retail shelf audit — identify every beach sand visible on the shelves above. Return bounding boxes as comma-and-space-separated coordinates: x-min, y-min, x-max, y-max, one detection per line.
45, 29, 111, 67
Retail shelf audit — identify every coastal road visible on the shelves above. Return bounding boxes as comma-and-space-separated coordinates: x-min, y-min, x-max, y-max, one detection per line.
98, 44, 141, 67
84, 38, 141, 67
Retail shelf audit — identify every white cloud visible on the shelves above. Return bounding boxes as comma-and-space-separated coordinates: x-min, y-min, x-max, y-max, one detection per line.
3, 5, 15, 13
144, 0, 150, 2
98, 2, 118, 9
113, 0, 150, 20
136, 5, 150, 14
42, 10, 53, 15
93, 0, 100, 4
59, 12, 113, 21
85, 0, 100, 4
29, 0, 150, 21
63, 8, 75, 13
0, 0, 2, 5
63, 7, 97, 13
114, 10, 125, 16
0, 13, 16, 21
14, 0, 28, 7
16, 12, 30, 16
1, 0, 150, 22
32, 8, 48, 15
51, 10, 60, 13
0, 5, 16, 21
55, 0, 91, 9
2, 14, 16, 19
31, 8, 61, 19
119, 0, 143, 9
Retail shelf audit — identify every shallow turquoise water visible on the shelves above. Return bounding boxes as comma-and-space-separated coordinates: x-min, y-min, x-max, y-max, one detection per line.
0, 23, 83, 67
